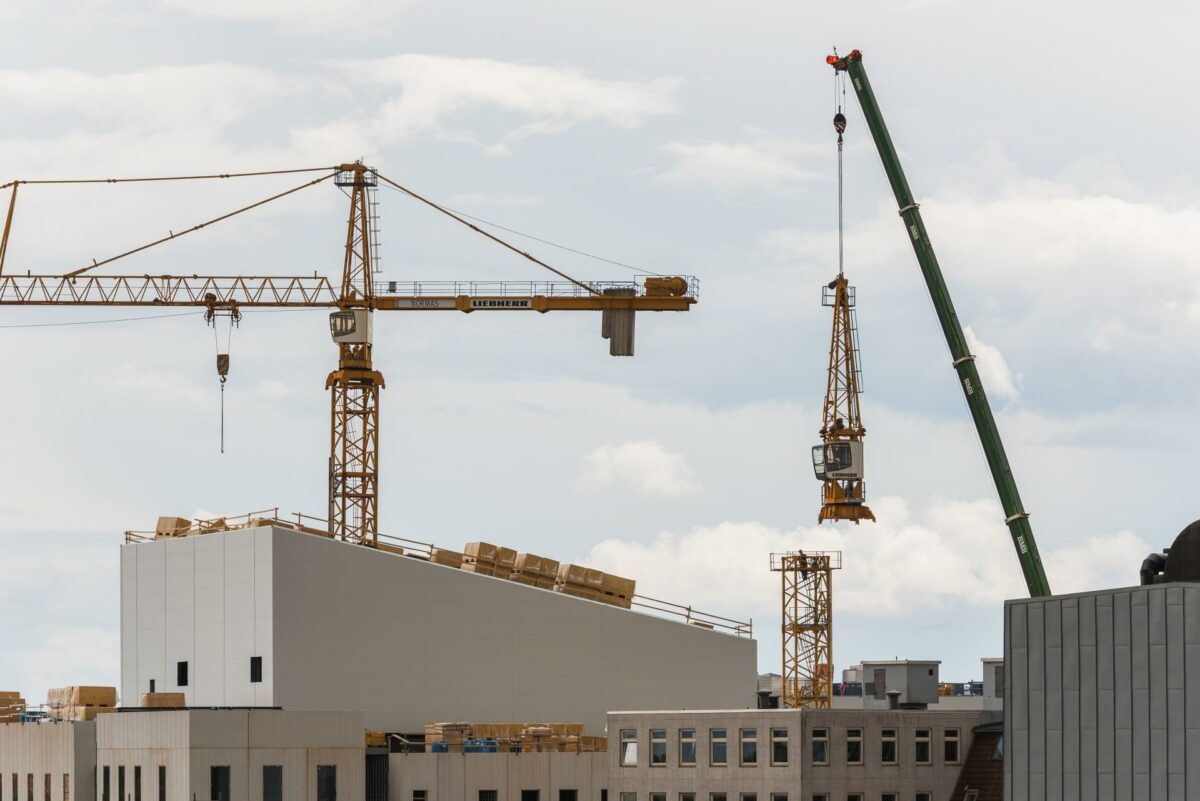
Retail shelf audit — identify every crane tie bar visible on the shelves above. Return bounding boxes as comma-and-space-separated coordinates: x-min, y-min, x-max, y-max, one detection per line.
952, 355, 976, 366
897, 203, 920, 215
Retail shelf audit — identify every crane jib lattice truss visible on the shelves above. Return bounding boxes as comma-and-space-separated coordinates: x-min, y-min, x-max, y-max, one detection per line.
0, 161, 698, 546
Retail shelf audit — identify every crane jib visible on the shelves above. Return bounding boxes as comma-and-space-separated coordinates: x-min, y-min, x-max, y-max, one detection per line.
830, 49, 1052, 598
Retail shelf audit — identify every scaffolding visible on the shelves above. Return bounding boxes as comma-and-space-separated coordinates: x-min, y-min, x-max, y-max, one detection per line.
770, 550, 842, 708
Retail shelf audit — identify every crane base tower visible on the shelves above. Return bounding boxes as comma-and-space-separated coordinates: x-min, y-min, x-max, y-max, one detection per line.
770, 550, 842, 709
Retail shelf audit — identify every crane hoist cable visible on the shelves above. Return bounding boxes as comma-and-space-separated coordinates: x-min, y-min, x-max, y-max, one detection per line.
833, 53, 848, 278
205, 302, 241, 454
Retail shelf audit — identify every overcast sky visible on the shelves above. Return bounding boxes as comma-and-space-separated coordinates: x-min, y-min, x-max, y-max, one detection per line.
2, 0, 1199, 706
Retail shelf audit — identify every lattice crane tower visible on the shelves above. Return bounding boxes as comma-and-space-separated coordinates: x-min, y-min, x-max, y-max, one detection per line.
770, 550, 842, 709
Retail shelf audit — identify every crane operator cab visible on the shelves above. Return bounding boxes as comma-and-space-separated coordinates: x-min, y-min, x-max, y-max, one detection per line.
812, 441, 864, 481
330, 309, 373, 344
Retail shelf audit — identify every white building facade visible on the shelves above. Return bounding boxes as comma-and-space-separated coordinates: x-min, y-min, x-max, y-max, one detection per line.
120, 526, 757, 733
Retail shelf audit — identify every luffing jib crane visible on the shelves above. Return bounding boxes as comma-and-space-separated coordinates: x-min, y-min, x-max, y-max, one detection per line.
826, 50, 1052, 597
0, 162, 697, 546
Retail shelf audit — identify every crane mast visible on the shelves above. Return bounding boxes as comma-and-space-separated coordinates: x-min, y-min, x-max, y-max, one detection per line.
827, 50, 1051, 597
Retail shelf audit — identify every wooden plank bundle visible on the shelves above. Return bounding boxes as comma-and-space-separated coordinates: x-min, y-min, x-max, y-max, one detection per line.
509, 553, 560, 588
47, 686, 118, 722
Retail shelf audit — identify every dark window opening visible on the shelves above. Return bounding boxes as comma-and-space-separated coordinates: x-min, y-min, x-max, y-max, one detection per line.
134, 766, 141, 801
479, 791, 499, 801
251, 656, 263, 684
117, 768, 124, 801
158, 766, 165, 801
177, 661, 189, 687
263, 766, 283, 801
42, 774, 49, 801
149, 679, 155, 693
210, 766, 230, 801
101, 768, 109, 801
523, 791, 540, 801
414, 793, 427, 801
560, 791, 578, 801
317, 766, 337, 801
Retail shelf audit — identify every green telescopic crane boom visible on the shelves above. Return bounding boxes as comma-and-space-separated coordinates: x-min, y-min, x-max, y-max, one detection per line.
827, 49, 1052, 598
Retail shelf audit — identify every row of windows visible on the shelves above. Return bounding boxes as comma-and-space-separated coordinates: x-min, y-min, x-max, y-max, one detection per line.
0, 773, 70, 801
472, 792, 578, 801
621, 728, 790, 767
153, 657, 263, 691
619, 728, 960, 768
91, 763, 335, 801
615, 792, 934, 801
809, 728, 959, 766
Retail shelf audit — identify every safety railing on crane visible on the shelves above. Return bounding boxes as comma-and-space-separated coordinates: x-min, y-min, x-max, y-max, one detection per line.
374, 276, 699, 300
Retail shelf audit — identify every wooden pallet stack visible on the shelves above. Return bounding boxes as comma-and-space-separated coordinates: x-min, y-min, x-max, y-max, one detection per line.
47, 686, 117, 722
139, 692, 186, 708
554, 565, 636, 609
509, 553, 560, 588
462, 542, 517, 577
0, 691, 26, 723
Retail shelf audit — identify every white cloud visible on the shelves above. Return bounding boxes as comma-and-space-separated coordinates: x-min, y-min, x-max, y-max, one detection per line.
330, 54, 679, 144
586, 496, 1150, 622
164, 0, 419, 31
657, 136, 822, 193
964, 326, 1019, 400
0, 64, 286, 129
580, 440, 697, 497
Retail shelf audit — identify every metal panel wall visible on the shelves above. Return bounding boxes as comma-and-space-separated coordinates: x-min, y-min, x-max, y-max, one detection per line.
1006, 583, 1200, 801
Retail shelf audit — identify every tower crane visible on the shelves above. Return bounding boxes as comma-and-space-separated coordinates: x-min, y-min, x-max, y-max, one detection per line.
826, 50, 1051, 597
0, 162, 697, 546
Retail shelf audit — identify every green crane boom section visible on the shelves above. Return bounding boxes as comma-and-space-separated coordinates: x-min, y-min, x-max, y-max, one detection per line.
828, 49, 1052, 598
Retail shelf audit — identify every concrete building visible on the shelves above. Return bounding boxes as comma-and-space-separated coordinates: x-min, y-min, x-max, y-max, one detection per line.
389, 750, 608, 801
606, 707, 983, 801
1004, 582, 1200, 800
95, 709, 363, 801
0, 720, 96, 801
120, 525, 757, 734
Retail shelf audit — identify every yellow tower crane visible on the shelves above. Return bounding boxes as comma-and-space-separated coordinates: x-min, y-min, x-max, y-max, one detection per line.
0, 162, 697, 545
770, 550, 842, 709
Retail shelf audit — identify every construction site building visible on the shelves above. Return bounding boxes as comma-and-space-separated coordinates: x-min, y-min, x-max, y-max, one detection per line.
120, 524, 757, 734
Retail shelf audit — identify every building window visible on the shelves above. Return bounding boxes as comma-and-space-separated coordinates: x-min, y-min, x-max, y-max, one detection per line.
620, 730, 638, 767
880, 729, 896, 765
771, 795, 787, 801
915, 730, 931, 765
317, 765, 337, 801
560, 792, 578, 801
481, 793, 499, 801
619, 794, 636, 801
847, 795, 862, 801
993, 664, 1004, 696
210, 766, 230, 801
916, 794, 931, 801
710, 794, 727, 801
881, 795, 897, 801
251, 656, 263, 683
679, 729, 697, 766
134, 766, 142, 801
811, 728, 829, 765
651, 794, 666, 801
601, 791, 607, 801
963, 793, 978, 801
650, 729, 667, 766
117, 767, 125, 801
740, 728, 758, 765
176, 661, 188, 687
680, 795, 695, 801
149, 679, 155, 693
812, 796, 827, 801
522, 791, 540, 801
158, 766, 165, 801
943, 729, 960, 764
101, 769, 109, 801
846, 729, 862, 765
263, 765, 283, 801
710, 729, 728, 766
740, 794, 757, 801
63, 775, 69, 801
42, 775, 49, 801
414, 792, 428, 801
771, 728, 788, 766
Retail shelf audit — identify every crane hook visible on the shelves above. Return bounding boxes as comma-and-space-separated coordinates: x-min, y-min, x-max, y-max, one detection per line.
833, 112, 847, 139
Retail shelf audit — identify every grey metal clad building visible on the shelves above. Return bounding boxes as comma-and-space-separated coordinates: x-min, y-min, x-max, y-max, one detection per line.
1004, 582, 1200, 801
121, 525, 758, 734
